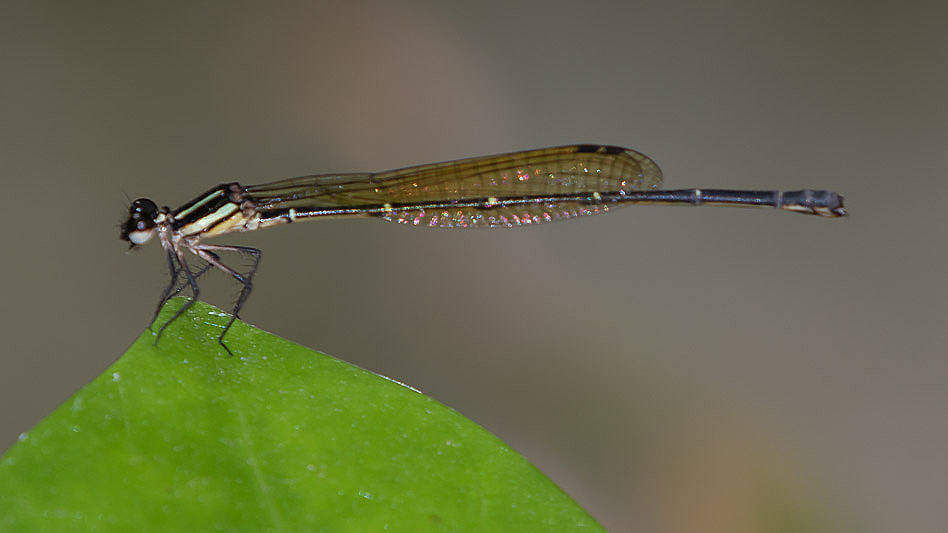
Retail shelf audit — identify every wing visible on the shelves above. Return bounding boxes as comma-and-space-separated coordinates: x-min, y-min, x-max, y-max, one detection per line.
245, 144, 663, 228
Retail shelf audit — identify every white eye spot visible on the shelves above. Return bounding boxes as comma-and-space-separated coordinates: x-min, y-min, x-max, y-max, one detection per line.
129, 229, 155, 245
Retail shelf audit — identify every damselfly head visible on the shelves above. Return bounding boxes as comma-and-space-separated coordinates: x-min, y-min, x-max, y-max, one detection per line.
120, 198, 159, 245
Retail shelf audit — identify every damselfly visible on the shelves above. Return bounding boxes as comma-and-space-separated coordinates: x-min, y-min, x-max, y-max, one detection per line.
121, 144, 846, 354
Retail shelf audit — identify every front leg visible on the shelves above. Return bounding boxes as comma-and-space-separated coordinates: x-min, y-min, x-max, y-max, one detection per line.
154, 248, 201, 348
168, 252, 218, 299
151, 248, 182, 327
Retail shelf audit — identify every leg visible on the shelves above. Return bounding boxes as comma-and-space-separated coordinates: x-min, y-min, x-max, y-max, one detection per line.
152, 251, 217, 325
168, 253, 218, 299
151, 249, 183, 327
154, 249, 200, 347
193, 244, 262, 356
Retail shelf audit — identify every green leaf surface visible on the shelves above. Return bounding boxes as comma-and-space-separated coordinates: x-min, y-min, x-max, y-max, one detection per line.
0, 298, 602, 532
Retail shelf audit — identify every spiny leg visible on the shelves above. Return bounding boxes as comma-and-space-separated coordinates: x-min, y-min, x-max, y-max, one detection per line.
169, 252, 218, 299
152, 252, 216, 323
151, 251, 221, 329
154, 249, 200, 348
193, 244, 262, 356
151, 249, 184, 327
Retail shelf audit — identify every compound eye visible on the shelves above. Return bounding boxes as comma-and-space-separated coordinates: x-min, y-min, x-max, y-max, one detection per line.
130, 198, 159, 219
121, 198, 160, 244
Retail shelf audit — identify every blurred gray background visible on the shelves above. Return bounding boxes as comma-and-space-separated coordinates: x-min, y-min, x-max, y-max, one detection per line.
2, 1, 946, 531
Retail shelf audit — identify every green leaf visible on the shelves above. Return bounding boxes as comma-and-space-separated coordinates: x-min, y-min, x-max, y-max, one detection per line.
0, 298, 602, 532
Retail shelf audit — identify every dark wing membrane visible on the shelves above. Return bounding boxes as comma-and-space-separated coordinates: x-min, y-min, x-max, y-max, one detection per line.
377, 198, 622, 228
245, 145, 663, 228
